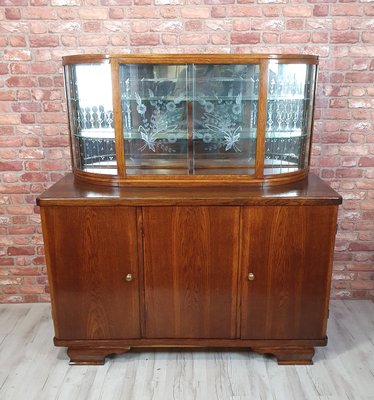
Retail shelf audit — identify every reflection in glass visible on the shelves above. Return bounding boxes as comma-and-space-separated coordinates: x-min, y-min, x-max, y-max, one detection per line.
66, 63, 116, 174
265, 63, 316, 175
192, 64, 259, 175
120, 64, 189, 175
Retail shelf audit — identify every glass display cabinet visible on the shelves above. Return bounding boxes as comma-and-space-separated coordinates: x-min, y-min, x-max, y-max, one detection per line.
37, 54, 341, 366
63, 54, 318, 186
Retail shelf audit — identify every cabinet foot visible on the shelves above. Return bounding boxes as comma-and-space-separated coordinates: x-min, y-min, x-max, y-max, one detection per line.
253, 346, 315, 365
67, 346, 131, 365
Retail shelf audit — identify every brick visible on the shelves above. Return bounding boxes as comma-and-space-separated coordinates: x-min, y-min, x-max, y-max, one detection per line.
0, 258, 14, 266
349, 242, 374, 252
251, 19, 284, 31
363, 32, 374, 43
20, 172, 49, 182
5, 8, 21, 19
336, 169, 364, 179
30, 35, 59, 48
128, 7, 160, 18
229, 6, 261, 17
185, 20, 203, 31
231, 33, 260, 44
78, 9, 108, 19
283, 5, 313, 17
180, 7, 211, 19
79, 35, 109, 46
23, 9, 58, 19
180, 33, 210, 45
286, 20, 305, 30
130, 33, 160, 46
332, 4, 363, 16
210, 6, 225, 18
160, 6, 179, 18
331, 32, 360, 44
7, 247, 35, 256
109, 8, 124, 19
0, 161, 23, 171
51, 0, 81, 4
0, 114, 21, 124
204, 0, 234, 3
150, 21, 183, 32
83, 21, 101, 32
18, 149, 45, 159
57, 8, 77, 19
211, 33, 228, 45
263, 33, 278, 44
313, 5, 328, 17
3, 49, 32, 61
345, 72, 374, 83
280, 32, 310, 43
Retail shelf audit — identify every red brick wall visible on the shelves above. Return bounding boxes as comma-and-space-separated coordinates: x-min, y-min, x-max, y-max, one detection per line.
0, 0, 373, 303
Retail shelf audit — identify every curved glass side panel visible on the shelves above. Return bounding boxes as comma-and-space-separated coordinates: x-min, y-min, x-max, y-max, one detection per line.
264, 63, 316, 175
120, 64, 188, 175
192, 64, 259, 175
64, 63, 115, 174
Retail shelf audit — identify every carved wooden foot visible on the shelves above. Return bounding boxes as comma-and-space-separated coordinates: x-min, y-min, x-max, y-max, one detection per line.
67, 346, 131, 365
253, 346, 315, 365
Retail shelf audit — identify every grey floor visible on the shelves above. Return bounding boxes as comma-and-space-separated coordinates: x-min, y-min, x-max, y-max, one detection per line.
0, 300, 373, 400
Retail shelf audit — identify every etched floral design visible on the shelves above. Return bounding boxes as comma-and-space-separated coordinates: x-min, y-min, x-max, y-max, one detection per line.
135, 90, 180, 152
198, 93, 243, 152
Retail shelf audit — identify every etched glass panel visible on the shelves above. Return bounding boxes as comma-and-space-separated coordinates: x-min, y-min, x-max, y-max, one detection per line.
120, 64, 188, 175
66, 63, 116, 174
265, 63, 316, 175
192, 64, 259, 175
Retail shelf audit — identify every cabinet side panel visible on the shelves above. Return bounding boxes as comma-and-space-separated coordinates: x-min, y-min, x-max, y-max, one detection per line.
42, 206, 140, 340
241, 205, 338, 340
143, 206, 240, 339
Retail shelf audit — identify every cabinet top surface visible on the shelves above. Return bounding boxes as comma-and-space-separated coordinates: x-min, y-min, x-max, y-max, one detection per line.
37, 173, 342, 207
63, 53, 319, 64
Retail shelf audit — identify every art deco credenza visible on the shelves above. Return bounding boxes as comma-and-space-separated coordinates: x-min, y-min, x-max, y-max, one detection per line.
37, 54, 342, 365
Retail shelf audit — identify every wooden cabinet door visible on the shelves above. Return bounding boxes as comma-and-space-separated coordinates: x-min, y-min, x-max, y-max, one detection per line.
142, 206, 240, 339
241, 205, 338, 340
41, 206, 140, 340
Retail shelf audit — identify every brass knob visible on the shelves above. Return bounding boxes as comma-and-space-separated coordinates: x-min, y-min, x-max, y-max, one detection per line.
248, 272, 255, 281
125, 273, 133, 282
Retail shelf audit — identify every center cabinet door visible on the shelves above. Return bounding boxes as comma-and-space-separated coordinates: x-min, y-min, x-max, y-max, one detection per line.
142, 206, 240, 339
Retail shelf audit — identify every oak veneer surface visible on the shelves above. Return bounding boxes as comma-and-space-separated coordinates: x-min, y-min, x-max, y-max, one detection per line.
37, 173, 342, 365
37, 173, 342, 207
142, 206, 240, 339
41, 206, 140, 340
241, 206, 338, 340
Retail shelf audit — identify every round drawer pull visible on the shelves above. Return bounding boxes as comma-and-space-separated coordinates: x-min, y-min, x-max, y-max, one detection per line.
248, 273, 255, 281
125, 273, 133, 282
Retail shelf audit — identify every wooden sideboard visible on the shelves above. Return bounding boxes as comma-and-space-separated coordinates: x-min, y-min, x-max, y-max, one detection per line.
37, 173, 342, 365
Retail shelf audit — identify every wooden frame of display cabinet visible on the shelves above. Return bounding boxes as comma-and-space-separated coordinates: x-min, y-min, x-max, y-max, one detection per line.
63, 54, 318, 187
37, 173, 342, 365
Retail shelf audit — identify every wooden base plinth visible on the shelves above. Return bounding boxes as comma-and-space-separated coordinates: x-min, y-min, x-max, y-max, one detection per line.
63, 341, 320, 366
67, 347, 130, 365
253, 346, 315, 365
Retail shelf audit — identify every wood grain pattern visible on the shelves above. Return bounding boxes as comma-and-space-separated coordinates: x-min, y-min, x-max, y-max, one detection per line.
142, 206, 240, 339
37, 173, 342, 207
37, 174, 341, 365
41, 206, 140, 340
240, 205, 338, 340
62, 53, 318, 65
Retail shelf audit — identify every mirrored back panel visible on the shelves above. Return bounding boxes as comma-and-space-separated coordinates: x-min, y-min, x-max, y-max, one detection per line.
63, 54, 318, 186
